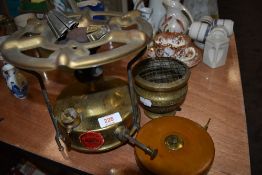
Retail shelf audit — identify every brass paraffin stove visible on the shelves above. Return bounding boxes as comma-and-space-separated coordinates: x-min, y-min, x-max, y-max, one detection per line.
0, 6, 157, 157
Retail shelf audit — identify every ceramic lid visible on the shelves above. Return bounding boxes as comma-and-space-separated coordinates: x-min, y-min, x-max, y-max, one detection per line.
135, 116, 215, 175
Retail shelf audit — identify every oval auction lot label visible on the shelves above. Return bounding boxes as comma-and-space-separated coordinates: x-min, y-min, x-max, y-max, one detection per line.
79, 131, 104, 150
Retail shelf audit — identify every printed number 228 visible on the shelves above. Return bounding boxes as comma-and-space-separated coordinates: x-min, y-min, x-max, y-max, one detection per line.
104, 117, 113, 123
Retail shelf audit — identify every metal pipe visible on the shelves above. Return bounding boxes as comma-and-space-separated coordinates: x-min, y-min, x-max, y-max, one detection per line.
114, 126, 157, 159
124, 133, 157, 160
127, 48, 146, 130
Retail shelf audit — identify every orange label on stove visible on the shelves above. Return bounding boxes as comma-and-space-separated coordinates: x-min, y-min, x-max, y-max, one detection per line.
79, 131, 104, 150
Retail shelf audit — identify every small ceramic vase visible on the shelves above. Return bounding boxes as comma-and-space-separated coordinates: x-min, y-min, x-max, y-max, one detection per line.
2, 63, 28, 99
203, 26, 229, 68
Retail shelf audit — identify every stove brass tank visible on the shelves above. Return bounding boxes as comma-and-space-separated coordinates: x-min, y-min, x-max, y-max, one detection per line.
54, 77, 137, 152
132, 57, 190, 118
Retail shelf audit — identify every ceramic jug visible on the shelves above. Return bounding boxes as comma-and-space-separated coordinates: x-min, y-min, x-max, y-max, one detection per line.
2, 63, 28, 99
159, 0, 193, 34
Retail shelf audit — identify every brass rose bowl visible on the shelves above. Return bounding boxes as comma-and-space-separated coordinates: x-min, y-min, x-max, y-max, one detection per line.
132, 57, 190, 118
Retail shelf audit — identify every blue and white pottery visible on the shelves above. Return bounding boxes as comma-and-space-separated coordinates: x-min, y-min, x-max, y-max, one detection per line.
1, 63, 28, 99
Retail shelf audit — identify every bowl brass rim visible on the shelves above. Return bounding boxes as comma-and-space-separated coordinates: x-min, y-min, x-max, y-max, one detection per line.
132, 57, 190, 92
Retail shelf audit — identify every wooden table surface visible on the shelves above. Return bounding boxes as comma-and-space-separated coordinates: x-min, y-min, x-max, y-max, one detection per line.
0, 35, 250, 175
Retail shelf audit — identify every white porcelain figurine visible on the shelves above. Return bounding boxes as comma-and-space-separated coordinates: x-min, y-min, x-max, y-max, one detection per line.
2, 63, 28, 99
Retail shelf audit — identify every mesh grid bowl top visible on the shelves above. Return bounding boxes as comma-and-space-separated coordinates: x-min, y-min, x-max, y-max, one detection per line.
132, 57, 190, 91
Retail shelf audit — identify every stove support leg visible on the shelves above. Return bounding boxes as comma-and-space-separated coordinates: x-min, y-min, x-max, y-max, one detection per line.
22, 70, 64, 151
